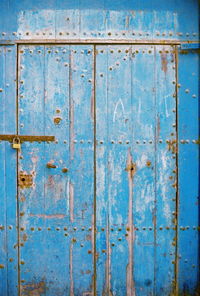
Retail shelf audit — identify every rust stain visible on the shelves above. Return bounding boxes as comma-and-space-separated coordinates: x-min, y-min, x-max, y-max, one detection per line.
53, 117, 62, 125
18, 173, 33, 189
46, 162, 56, 169
46, 175, 54, 188
22, 233, 28, 241
167, 140, 177, 154
29, 214, 65, 219
69, 182, 74, 222
160, 50, 168, 74
103, 224, 112, 296
126, 149, 136, 296
21, 281, 46, 296
70, 99, 75, 160
70, 244, 74, 296
146, 160, 151, 167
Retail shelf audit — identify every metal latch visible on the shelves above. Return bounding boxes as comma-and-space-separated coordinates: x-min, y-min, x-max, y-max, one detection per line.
0, 134, 55, 150
179, 42, 200, 54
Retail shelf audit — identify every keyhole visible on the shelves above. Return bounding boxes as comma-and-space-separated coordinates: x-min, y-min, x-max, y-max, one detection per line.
21, 177, 25, 182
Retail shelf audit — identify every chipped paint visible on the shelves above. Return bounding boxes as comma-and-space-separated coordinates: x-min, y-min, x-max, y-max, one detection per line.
69, 182, 74, 222
70, 244, 74, 296
103, 223, 112, 296
126, 149, 136, 296
29, 214, 65, 219
161, 50, 168, 74
21, 281, 46, 296
70, 99, 75, 160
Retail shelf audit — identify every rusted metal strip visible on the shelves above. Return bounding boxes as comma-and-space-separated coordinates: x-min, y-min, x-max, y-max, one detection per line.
0, 134, 55, 142
14, 39, 181, 45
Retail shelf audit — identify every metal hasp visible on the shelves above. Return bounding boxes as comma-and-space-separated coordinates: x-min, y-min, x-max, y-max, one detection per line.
0, 134, 55, 142
180, 43, 200, 50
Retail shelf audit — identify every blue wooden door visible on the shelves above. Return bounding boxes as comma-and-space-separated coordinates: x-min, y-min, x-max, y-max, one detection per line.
17, 44, 176, 295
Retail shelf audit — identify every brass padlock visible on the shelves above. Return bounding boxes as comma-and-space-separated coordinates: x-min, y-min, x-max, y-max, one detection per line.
12, 137, 21, 149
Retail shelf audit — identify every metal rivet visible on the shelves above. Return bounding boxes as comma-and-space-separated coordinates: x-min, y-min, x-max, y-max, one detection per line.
185, 89, 189, 93
192, 94, 196, 98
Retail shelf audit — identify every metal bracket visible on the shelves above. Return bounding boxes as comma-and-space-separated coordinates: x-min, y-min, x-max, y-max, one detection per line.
179, 42, 200, 54
180, 43, 200, 50
0, 134, 55, 143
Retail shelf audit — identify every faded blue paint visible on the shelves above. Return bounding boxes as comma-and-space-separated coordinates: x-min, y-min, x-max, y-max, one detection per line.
0, 1, 199, 41
96, 45, 177, 295
178, 50, 199, 295
0, 1, 199, 296
0, 46, 18, 296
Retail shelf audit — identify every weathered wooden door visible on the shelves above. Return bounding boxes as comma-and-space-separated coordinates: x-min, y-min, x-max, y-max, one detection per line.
2, 44, 176, 295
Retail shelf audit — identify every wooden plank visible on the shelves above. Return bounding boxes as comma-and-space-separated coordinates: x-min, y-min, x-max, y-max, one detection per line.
69, 44, 94, 295
130, 45, 156, 296
178, 50, 199, 295
154, 45, 177, 295
0, 45, 18, 296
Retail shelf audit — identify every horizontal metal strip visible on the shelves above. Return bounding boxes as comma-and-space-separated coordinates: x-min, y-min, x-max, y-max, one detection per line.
1, 39, 181, 45
0, 134, 55, 142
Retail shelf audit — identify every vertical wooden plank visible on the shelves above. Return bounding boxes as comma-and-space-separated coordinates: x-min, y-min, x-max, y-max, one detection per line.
0, 45, 8, 296
178, 51, 199, 295
18, 45, 47, 292
154, 45, 177, 295
106, 45, 133, 296
43, 45, 70, 295
0, 45, 18, 296
96, 45, 156, 296
131, 45, 156, 296
95, 45, 109, 296
69, 44, 94, 295
4, 45, 18, 296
